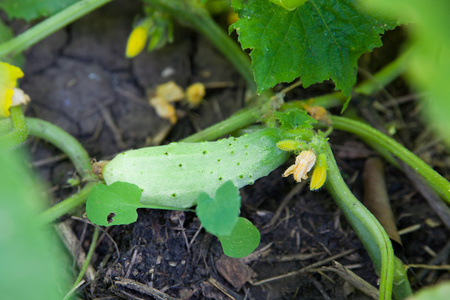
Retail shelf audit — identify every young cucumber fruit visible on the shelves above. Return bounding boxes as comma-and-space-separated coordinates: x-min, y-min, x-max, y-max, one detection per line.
102, 128, 289, 209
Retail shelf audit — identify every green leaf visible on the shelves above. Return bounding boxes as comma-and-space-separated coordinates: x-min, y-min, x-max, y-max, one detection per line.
230, 0, 399, 95
86, 182, 142, 226
196, 180, 241, 236
362, 0, 450, 146
0, 0, 79, 21
270, 0, 308, 11
0, 19, 24, 65
0, 19, 13, 44
410, 281, 450, 300
0, 147, 69, 299
274, 109, 317, 130
217, 217, 261, 258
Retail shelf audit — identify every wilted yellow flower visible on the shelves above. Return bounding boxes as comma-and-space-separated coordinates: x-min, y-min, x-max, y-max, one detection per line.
156, 81, 185, 102
0, 62, 24, 118
149, 96, 177, 124
126, 19, 153, 58
283, 150, 316, 182
11, 88, 30, 106
310, 153, 327, 190
186, 82, 205, 107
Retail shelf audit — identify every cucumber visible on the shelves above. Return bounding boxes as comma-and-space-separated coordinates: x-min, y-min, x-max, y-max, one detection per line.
102, 128, 289, 209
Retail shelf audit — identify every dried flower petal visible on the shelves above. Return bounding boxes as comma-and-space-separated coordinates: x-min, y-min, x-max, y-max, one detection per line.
11, 88, 30, 106
283, 150, 316, 182
156, 81, 185, 102
150, 96, 177, 124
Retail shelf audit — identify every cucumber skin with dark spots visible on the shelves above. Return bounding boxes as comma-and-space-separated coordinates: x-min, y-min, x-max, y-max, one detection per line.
103, 128, 289, 209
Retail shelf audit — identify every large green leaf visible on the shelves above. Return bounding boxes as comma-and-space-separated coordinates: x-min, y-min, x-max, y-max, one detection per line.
0, 147, 68, 299
230, 0, 399, 95
363, 0, 450, 146
0, 0, 79, 21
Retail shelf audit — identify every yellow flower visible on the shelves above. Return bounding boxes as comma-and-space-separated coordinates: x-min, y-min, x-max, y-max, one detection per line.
126, 19, 153, 58
283, 150, 316, 182
0, 62, 24, 118
186, 83, 205, 107
310, 153, 327, 190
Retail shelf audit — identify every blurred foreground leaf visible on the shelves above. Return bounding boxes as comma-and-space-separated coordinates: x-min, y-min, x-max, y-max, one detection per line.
362, 0, 450, 146
0, 19, 24, 65
410, 281, 450, 300
0, 147, 68, 299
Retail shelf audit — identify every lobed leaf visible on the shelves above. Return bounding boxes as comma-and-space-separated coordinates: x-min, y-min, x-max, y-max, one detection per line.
230, 0, 399, 95
274, 109, 317, 130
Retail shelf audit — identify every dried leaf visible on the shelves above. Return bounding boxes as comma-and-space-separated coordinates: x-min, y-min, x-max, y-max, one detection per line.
363, 157, 402, 247
215, 255, 254, 290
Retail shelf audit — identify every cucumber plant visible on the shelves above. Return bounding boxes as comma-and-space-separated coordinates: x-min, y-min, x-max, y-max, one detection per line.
87, 110, 319, 257
1, 0, 449, 298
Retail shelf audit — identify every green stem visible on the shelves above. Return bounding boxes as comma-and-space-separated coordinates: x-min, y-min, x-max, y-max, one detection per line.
182, 91, 274, 142
0, 0, 112, 59
330, 116, 450, 205
63, 226, 99, 300
76, 227, 98, 286
39, 181, 98, 224
392, 257, 413, 300
0, 106, 28, 147
181, 107, 259, 142
283, 48, 410, 113
26, 118, 95, 181
144, 0, 256, 92
0, 118, 12, 135
324, 143, 395, 300
0, 117, 100, 223
354, 49, 411, 96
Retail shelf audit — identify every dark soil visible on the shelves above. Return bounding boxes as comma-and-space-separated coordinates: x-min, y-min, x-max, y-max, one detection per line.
17, 1, 449, 299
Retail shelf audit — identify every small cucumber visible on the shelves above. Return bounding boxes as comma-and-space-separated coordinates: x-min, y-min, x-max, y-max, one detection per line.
103, 128, 289, 209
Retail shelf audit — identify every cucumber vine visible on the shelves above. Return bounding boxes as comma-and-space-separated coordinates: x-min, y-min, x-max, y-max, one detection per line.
1, 0, 448, 299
